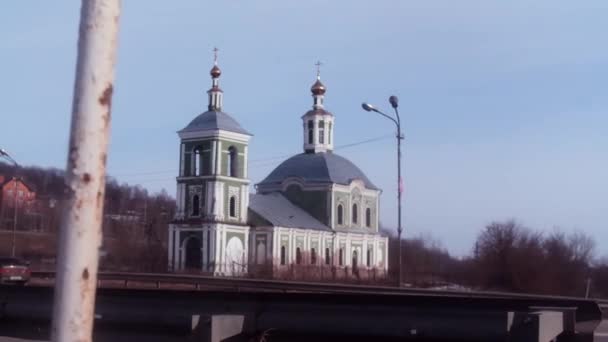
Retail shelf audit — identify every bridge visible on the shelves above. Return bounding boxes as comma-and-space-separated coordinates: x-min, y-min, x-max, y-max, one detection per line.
1, 272, 607, 341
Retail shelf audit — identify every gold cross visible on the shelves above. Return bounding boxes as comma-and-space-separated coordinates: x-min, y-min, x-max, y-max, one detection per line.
315, 60, 323, 79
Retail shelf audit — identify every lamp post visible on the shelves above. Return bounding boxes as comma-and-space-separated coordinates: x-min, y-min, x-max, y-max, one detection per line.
362, 97, 404, 286
0, 148, 20, 257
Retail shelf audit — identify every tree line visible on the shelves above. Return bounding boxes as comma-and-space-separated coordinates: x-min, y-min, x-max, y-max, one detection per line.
0, 162, 174, 271
387, 219, 608, 298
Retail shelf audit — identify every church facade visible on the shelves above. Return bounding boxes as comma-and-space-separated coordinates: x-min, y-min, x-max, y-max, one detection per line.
168, 57, 388, 278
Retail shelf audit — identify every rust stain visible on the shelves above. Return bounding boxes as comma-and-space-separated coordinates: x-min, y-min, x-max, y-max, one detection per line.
98, 84, 113, 107
69, 145, 79, 169
100, 153, 107, 167
96, 191, 103, 209
82, 173, 91, 183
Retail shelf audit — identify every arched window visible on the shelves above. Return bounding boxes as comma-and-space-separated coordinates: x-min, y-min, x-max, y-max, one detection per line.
191, 195, 200, 216
307, 120, 314, 144
352, 204, 358, 224
229, 196, 236, 218
338, 248, 343, 266
280, 246, 286, 265
365, 208, 372, 227
325, 248, 330, 265
193, 146, 203, 176
367, 248, 372, 267
227, 146, 237, 177
328, 122, 332, 145
296, 247, 302, 265
311, 248, 317, 264
318, 121, 325, 144
352, 250, 358, 269
337, 204, 343, 225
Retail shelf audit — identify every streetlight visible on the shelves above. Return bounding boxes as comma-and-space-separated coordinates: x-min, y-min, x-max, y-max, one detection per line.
361, 96, 404, 286
0, 148, 20, 257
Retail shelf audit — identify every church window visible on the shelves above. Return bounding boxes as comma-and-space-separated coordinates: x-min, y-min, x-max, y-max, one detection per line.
280, 246, 286, 265
191, 195, 200, 217
367, 248, 372, 267
328, 122, 332, 144
296, 247, 302, 265
193, 146, 203, 176
318, 121, 325, 144
338, 248, 343, 266
307, 120, 313, 144
337, 204, 343, 225
229, 196, 236, 218
227, 146, 237, 177
311, 248, 317, 264
352, 204, 358, 224
325, 248, 330, 265
365, 208, 372, 227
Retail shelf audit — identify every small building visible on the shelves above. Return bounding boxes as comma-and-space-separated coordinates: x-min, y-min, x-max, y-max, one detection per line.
0, 175, 37, 230
168, 56, 388, 279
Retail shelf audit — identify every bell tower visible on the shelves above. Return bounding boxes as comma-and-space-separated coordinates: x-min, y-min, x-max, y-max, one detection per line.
170, 48, 252, 275
302, 61, 334, 153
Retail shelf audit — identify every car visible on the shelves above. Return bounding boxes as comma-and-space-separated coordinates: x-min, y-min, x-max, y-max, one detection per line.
0, 257, 31, 285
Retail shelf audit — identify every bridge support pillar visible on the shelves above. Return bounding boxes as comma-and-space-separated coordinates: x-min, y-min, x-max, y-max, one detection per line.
192, 314, 254, 342
508, 310, 570, 342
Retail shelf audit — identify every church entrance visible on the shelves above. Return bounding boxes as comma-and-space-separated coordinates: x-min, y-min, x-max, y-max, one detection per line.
184, 237, 202, 270
225, 236, 244, 276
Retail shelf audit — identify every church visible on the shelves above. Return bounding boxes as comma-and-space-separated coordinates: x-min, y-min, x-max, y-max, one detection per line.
168, 54, 388, 279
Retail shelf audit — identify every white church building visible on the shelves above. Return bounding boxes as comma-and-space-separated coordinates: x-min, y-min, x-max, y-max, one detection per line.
168, 55, 388, 279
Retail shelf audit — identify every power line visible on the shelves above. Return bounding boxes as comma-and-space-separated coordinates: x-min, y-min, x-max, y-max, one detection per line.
114, 134, 393, 180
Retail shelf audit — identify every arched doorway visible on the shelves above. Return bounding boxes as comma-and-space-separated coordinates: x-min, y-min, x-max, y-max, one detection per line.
352, 249, 358, 270
184, 237, 202, 270
225, 236, 244, 276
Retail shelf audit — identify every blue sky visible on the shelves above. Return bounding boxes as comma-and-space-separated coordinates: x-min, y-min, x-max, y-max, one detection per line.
1, 1, 607, 256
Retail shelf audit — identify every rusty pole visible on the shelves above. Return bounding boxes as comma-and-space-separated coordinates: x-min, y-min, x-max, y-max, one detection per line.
51, 1, 120, 341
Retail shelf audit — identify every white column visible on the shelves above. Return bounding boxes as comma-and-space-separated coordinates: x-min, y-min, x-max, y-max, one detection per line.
178, 230, 184, 270
290, 229, 295, 264
179, 143, 185, 176
216, 141, 223, 175
345, 234, 351, 266
375, 192, 380, 231
211, 141, 217, 175
221, 227, 227, 272
363, 238, 368, 268
240, 185, 247, 223
244, 228, 250, 271
214, 227, 220, 273
168, 225, 174, 271
243, 145, 248, 178
302, 121, 307, 151
175, 184, 182, 218
202, 227, 208, 268
330, 189, 335, 229
383, 238, 388, 271
313, 118, 319, 151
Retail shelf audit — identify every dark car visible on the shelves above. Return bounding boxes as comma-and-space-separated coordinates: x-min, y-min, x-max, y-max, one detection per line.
0, 257, 31, 285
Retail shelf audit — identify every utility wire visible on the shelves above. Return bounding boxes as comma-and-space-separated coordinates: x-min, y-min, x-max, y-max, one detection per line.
115, 134, 393, 181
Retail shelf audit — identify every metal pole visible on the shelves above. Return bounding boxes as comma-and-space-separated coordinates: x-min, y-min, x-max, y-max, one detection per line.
0, 150, 20, 257
51, 1, 120, 341
394, 107, 403, 287
11, 177, 18, 257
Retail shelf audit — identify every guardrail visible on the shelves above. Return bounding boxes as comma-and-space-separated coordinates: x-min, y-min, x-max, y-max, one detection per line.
5, 276, 607, 342
30, 270, 608, 303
